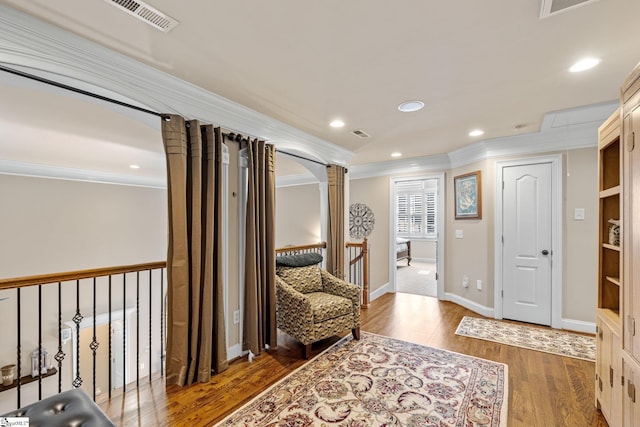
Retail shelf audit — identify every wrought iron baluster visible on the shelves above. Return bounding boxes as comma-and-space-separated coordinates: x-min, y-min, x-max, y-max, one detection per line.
56, 281, 65, 393
136, 270, 140, 387
108, 275, 112, 399
90, 277, 99, 400
16, 287, 21, 408
72, 279, 83, 389
123, 273, 126, 391
149, 269, 152, 382
38, 284, 42, 400
160, 268, 164, 377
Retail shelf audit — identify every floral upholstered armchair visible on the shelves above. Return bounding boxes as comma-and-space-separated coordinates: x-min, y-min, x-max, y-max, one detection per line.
275, 252, 361, 359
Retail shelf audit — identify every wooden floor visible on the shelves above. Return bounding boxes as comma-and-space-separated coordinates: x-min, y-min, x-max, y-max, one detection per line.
99, 293, 608, 426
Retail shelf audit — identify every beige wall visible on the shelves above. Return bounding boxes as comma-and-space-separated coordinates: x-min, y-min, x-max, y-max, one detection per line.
411, 240, 437, 261
344, 147, 598, 326
349, 176, 390, 295
563, 148, 598, 321
275, 183, 322, 248
445, 159, 493, 308
0, 175, 167, 278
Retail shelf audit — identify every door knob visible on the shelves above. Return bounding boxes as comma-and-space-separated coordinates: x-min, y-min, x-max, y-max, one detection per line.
541, 249, 549, 255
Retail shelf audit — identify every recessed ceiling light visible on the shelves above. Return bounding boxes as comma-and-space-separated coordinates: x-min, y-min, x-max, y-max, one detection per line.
469, 129, 484, 137
398, 101, 424, 113
329, 119, 345, 128
129, 164, 140, 169
569, 58, 601, 73
391, 152, 402, 158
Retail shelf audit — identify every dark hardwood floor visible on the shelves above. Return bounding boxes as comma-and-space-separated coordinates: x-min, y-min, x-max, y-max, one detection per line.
99, 293, 607, 426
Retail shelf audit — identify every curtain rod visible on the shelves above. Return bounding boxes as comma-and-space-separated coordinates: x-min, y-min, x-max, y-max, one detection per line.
276, 149, 327, 166
0, 64, 163, 118
1, 64, 330, 167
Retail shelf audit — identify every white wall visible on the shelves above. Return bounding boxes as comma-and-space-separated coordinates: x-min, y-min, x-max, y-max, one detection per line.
0, 175, 167, 278
275, 183, 321, 248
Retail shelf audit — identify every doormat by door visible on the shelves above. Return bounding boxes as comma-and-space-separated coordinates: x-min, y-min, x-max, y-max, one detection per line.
455, 316, 595, 362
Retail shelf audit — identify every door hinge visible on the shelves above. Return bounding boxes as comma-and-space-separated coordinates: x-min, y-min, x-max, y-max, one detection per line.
501, 290, 503, 298
501, 236, 504, 244
502, 181, 505, 189
435, 272, 439, 280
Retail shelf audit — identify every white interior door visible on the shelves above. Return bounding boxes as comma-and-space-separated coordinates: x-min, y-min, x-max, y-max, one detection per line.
502, 162, 553, 325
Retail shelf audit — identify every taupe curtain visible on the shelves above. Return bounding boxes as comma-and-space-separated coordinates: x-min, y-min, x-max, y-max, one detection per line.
326, 164, 346, 277
244, 138, 277, 355
162, 115, 228, 387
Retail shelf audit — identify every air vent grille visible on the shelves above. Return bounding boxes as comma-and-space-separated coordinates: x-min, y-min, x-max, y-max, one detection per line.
351, 129, 370, 138
105, 0, 179, 32
540, 0, 598, 18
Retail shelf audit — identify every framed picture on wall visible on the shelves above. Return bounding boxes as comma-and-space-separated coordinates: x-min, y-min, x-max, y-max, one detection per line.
454, 171, 482, 220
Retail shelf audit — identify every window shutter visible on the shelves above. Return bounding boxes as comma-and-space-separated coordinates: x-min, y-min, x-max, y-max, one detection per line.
395, 179, 438, 239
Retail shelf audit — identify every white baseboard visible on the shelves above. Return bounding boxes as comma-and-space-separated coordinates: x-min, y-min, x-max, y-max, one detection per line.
560, 318, 596, 334
443, 292, 494, 318
370, 282, 391, 302
227, 343, 243, 361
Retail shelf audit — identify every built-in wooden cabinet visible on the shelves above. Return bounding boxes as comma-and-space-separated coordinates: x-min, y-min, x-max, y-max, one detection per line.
622, 353, 640, 427
597, 108, 623, 427
597, 313, 622, 426
621, 63, 640, 427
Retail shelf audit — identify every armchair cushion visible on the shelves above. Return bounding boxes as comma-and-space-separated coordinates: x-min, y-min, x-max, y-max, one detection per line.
276, 252, 323, 268
276, 264, 323, 294
306, 292, 353, 322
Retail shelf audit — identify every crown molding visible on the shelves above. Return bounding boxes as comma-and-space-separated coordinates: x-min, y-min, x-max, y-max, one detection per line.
349, 154, 452, 181
276, 173, 318, 188
0, 4, 353, 168
0, 160, 166, 188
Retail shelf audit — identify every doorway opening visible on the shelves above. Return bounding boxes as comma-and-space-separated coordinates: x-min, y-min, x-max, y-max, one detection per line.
390, 174, 445, 298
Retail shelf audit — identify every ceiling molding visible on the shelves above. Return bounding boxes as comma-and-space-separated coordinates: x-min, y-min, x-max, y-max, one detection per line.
0, 160, 166, 188
0, 4, 353, 167
349, 154, 452, 181
276, 173, 319, 188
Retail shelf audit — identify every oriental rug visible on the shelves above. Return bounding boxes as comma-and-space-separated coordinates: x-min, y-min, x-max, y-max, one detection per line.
215, 332, 508, 426
455, 316, 595, 362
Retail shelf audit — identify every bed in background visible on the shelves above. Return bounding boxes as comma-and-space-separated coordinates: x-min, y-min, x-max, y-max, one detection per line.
396, 237, 411, 265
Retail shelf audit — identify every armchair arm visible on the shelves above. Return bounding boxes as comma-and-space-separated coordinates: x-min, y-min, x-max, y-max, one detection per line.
320, 270, 361, 324
275, 276, 315, 343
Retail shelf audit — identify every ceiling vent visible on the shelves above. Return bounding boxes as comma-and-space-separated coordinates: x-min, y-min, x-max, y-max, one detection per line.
105, 0, 179, 32
351, 129, 370, 138
540, 0, 599, 18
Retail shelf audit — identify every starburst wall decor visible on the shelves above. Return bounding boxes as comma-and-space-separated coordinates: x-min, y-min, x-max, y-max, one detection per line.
349, 203, 375, 239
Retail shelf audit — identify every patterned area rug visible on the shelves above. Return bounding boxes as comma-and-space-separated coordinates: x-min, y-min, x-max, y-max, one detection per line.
455, 316, 595, 362
216, 332, 508, 426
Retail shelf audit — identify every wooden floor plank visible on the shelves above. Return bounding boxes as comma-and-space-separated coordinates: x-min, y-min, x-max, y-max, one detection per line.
99, 293, 607, 426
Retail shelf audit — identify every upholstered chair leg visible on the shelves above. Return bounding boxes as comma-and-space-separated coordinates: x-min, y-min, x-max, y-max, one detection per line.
304, 343, 312, 359
352, 327, 361, 340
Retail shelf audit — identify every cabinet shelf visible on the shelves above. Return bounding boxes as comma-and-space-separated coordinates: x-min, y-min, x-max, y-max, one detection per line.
0, 368, 57, 393
606, 276, 621, 286
600, 186, 621, 198
603, 243, 621, 252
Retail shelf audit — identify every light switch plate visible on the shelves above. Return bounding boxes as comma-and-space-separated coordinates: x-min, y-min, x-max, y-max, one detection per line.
574, 208, 585, 221
455, 229, 464, 239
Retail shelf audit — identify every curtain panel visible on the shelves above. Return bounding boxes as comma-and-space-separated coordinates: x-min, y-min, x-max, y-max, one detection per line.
326, 164, 346, 278
162, 115, 228, 387
244, 138, 277, 355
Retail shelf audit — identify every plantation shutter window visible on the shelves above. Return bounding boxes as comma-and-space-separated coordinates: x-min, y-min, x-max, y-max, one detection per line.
395, 180, 437, 239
